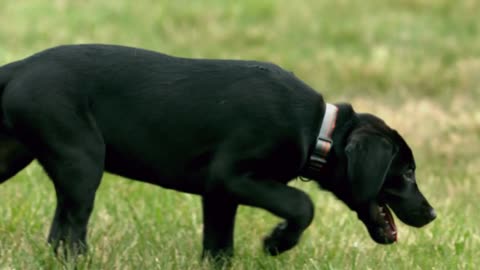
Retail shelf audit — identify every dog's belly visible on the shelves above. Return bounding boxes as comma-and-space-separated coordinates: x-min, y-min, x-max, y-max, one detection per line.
103, 144, 210, 195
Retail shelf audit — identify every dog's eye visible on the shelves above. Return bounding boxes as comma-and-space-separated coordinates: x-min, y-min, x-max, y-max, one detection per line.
403, 169, 415, 182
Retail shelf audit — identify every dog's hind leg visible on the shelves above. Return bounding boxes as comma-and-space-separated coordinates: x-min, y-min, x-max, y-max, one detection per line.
3, 90, 105, 257
39, 137, 103, 257
43, 126, 104, 257
43, 140, 104, 258
0, 132, 34, 183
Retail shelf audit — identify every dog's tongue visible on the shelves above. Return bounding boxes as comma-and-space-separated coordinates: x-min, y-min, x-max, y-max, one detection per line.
380, 205, 397, 241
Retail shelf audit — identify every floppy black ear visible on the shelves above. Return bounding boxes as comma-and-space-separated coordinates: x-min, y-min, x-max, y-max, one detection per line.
345, 134, 396, 203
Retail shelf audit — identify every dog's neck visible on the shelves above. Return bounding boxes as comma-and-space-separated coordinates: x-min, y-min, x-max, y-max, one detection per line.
330, 103, 357, 146
301, 103, 356, 178
303, 103, 338, 172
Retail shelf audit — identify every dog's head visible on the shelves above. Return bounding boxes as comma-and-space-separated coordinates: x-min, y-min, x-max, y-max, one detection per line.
338, 113, 436, 244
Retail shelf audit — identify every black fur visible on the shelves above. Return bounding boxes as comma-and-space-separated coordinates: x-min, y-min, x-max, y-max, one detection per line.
0, 45, 435, 261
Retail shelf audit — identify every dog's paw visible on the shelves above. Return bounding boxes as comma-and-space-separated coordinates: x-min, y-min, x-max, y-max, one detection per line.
263, 222, 300, 256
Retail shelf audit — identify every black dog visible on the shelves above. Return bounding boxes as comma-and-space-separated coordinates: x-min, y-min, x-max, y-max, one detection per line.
0, 45, 436, 260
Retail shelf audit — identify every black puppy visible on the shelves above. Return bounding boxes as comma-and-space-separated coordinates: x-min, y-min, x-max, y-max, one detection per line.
0, 45, 435, 260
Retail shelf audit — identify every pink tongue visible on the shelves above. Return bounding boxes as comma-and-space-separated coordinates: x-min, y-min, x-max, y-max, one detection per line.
381, 205, 397, 241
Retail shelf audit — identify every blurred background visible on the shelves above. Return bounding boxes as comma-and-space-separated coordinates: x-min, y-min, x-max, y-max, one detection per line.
0, 0, 478, 269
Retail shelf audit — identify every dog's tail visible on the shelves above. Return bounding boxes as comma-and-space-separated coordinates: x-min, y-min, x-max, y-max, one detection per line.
0, 60, 23, 130
0, 60, 25, 109
0, 61, 21, 96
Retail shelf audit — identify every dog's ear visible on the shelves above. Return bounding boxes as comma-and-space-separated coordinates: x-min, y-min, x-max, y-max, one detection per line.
345, 134, 396, 203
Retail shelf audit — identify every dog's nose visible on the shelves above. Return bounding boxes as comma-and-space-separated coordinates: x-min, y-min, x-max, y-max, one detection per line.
428, 208, 437, 220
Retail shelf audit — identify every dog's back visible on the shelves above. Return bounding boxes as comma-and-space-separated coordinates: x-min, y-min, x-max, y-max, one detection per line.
0, 44, 324, 192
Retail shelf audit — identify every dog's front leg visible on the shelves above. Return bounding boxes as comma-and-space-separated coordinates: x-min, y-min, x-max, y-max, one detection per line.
201, 195, 238, 265
213, 176, 315, 256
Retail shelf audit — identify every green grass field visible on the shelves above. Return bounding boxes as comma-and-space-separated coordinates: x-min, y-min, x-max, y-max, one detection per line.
0, 0, 479, 269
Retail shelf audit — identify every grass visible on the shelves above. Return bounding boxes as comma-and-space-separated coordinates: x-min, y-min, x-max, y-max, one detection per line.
0, 0, 479, 269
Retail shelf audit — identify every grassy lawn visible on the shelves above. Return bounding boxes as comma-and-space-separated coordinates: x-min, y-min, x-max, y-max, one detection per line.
0, 0, 478, 269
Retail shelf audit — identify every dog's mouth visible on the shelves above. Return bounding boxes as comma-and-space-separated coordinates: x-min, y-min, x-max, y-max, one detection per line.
362, 202, 397, 244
